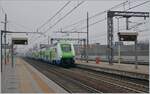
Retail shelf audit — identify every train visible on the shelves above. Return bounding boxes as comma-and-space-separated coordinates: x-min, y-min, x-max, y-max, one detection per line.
28, 41, 76, 66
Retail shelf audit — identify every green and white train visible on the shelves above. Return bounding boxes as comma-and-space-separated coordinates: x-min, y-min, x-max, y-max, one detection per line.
30, 41, 75, 66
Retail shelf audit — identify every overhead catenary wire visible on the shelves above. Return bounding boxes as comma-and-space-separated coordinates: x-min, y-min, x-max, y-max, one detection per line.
89, 29, 149, 42
60, 0, 149, 45
129, 21, 148, 30
127, 0, 150, 11
62, 0, 150, 31
67, 0, 150, 32
72, 17, 107, 31
37, 1, 71, 31
43, 1, 84, 34
34, 0, 142, 39
62, 1, 129, 30
36, 0, 149, 39
29, 0, 149, 50
37, 0, 148, 43
9, 21, 33, 31
29, 1, 71, 42
31, 1, 84, 45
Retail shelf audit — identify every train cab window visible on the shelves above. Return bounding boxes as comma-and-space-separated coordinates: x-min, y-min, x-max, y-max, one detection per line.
61, 44, 71, 52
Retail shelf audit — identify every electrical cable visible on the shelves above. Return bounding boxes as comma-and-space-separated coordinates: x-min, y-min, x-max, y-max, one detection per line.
29, 0, 149, 51
62, 1, 129, 30
67, 0, 149, 32
37, 1, 71, 30
43, 1, 84, 34
9, 21, 33, 31
31, 1, 84, 45
62, 0, 149, 31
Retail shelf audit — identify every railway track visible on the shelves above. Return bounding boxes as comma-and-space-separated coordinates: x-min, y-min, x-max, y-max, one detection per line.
76, 64, 149, 86
51, 66, 148, 93
24, 58, 101, 93
69, 67, 149, 92
24, 58, 149, 93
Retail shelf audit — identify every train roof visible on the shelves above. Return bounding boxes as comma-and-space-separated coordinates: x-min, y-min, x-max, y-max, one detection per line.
53, 41, 72, 45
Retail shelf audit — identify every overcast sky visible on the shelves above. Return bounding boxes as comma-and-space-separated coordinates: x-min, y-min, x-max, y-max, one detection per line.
0, 0, 149, 52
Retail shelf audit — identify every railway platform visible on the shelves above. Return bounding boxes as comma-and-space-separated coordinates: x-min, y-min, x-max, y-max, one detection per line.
76, 60, 149, 80
1, 57, 67, 93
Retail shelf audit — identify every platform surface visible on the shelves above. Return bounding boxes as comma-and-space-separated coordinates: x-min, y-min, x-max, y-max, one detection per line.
1, 57, 67, 93
76, 60, 149, 75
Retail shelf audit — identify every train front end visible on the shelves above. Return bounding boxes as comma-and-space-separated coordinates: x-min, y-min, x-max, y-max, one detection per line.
59, 43, 75, 66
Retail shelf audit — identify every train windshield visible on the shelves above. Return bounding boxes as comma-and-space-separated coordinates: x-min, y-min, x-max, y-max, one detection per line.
61, 44, 71, 52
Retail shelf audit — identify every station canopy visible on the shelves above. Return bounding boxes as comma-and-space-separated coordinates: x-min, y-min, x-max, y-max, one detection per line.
12, 37, 28, 45
118, 30, 138, 41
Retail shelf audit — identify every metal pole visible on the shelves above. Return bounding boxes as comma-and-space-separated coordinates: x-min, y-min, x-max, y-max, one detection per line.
117, 17, 121, 64
51, 39, 53, 44
84, 39, 86, 59
1, 31, 3, 72
4, 14, 7, 65
135, 39, 138, 69
126, 17, 129, 30
86, 12, 89, 63
118, 43, 121, 64
48, 36, 50, 45
76, 32, 79, 55
125, 17, 129, 68
107, 12, 114, 65
11, 42, 14, 68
